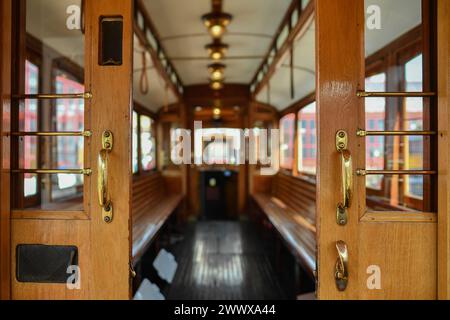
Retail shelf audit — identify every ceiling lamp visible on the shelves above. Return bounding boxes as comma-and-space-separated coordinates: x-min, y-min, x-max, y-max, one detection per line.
205, 40, 229, 60
213, 107, 222, 119
208, 63, 226, 81
202, 11, 233, 38
210, 80, 224, 90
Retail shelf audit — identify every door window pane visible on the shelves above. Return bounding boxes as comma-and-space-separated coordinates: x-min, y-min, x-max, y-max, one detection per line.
365, 73, 386, 190
404, 55, 424, 199
15, 0, 85, 210
364, 0, 432, 212
24, 60, 39, 197
53, 71, 84, 201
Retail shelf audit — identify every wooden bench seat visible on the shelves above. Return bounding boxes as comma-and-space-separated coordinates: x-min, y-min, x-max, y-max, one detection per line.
132, 172, 183, 264
252, 174, 316, 275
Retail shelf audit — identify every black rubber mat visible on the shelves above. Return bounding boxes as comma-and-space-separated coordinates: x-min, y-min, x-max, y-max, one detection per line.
165, 221, 287, 300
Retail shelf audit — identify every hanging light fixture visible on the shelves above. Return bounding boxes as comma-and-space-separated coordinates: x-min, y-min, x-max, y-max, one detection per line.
210, 80, 224, 90
201, 0, 233, 38
205, 40, 229, 60
208, 63, 226, 81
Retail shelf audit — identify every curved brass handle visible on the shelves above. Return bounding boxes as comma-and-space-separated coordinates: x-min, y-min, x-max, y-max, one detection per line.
97, 131, 113, 223
98, 149, 109, 207
339, 150, 352, 209
335, 240, 349, 291
336, 130, 352, 226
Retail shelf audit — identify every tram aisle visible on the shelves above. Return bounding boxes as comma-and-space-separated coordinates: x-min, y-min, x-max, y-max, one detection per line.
166, 221, 287, 300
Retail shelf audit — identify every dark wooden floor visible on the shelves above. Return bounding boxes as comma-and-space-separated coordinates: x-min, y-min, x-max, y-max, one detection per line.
165, 221, 287, 300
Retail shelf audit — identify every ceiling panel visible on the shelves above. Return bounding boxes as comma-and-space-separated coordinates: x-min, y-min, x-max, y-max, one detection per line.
142, 0, 291, 85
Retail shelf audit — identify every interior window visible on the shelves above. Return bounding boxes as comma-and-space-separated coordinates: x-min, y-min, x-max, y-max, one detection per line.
280, 113, 295, 170
297, 102, 316, 175
132, 111, 139, 174
140, 115, 156, 171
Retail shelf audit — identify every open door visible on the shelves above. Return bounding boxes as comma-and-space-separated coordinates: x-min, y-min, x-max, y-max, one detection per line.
316, 0, 442, 299
5, 0, 133, 299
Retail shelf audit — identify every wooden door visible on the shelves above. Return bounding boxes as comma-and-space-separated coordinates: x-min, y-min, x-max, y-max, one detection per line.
315, 0, 447, 299
4, 0, 133, 299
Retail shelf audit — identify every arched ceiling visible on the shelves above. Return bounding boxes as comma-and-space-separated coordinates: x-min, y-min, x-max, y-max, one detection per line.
141, 0, 292, 85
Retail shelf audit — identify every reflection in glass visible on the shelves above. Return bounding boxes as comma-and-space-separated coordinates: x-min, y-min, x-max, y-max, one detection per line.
364, 0, 431, 212
404, 55, 424, 199
365, 73, 386, 190
23, 60, 39, 197
16, 0, 85, 210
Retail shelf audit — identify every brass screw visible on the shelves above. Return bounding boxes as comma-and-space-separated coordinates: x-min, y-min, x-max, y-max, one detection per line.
104, 131, 110, 138
338, 131, 345, 138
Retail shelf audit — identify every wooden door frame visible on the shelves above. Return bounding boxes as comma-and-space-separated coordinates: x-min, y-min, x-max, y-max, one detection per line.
0, 0, 12, 301
1, 0, 133, 300
316, 0, 444, 300
437, 0, 450, 300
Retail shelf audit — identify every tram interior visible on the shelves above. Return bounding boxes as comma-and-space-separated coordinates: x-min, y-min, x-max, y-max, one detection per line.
12, 0, 430, 300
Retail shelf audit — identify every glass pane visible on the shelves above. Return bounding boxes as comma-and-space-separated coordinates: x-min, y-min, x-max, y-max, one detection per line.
140, 115, 156, 171
280, 114, 295, 170
364, 0, 432, 212
365, 73, 386, 190
297, 102, 316, 175
132, 111, 139, 174
16, 0, 85, 210
23, 60, 39, 197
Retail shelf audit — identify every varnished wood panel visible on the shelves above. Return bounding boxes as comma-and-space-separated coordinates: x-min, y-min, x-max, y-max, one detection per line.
316, 0, 437, 300
438, 0, 450, 300
85, 0, 133, 299
11, 220, 91, 300
357, 222, 436, 300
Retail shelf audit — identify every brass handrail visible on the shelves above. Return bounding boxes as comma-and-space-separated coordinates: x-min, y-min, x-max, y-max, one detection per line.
357, 129, 437, 137
7, 131, 92, 137
12, 92, 93, 100
356, 169, 436, 176
357, 91, 435, 98
11, 169, 92, 175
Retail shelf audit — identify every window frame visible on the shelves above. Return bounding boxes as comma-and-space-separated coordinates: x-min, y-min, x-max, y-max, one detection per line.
279, 92, 317, 182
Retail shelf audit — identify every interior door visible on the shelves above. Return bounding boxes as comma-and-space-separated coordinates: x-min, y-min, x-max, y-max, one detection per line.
8, 0, 132, 299
316, 0, 439, 299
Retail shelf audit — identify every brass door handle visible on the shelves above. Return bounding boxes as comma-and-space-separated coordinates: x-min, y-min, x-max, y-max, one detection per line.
335, 130, 352, 225
335, 240, 349, 291
97, 130, 113, 223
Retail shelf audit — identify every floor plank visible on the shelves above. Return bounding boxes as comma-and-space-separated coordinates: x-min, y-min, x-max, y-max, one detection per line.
165, 221, 287, 300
